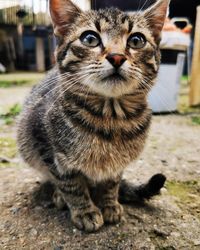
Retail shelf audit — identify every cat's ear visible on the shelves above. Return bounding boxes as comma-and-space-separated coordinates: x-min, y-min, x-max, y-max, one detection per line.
143, 0, 170, 42
49, 0, 82, 36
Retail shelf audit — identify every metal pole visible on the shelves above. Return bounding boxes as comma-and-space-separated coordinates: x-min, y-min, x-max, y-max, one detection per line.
32, 0, 35, 26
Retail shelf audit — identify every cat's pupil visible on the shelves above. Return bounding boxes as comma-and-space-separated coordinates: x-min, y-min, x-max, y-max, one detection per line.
80, 31, 100, 47
86, 35, 96, 44
133, 37, 140, 45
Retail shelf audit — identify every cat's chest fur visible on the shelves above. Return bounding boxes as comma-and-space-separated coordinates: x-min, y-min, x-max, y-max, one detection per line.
47, 92, 151, 181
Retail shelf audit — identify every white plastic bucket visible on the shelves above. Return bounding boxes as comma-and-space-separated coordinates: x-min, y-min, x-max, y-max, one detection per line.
148, 53, 185, 113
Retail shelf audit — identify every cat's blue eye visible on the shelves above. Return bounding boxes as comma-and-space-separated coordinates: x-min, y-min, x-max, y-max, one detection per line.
80, 31, 101, 48
127, 33, 146, 49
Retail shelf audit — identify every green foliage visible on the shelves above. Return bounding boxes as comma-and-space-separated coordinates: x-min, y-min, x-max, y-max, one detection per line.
166, 180, 200, 219
8, 103, 21, 116
191, 116, 200, 125
0, 80, 28, 88
0, 72, 45, 88
166, 180, 197, 201
0, 103, 22, 124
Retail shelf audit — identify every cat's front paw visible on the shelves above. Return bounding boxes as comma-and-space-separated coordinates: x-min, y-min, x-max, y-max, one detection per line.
102, 202, 124, 224
71, 206, 104, 232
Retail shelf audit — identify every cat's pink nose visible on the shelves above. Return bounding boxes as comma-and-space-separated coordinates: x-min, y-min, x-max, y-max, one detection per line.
106, 53, 127, 69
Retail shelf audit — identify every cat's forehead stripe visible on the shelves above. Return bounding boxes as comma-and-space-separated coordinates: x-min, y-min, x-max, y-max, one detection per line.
93, 18, 133, 35
91, 10, 140, 35
128, 21, 133, 33
95, 20, 101, 32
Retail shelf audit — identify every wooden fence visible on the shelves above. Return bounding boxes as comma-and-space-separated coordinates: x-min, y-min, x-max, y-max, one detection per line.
190, 6, 200, 106
0, 0, 51, 26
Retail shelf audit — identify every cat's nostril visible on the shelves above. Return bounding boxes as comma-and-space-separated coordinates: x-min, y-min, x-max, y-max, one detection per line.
120, 58, 126, 65
110, 57, 115, 64
106, 53, 127, 69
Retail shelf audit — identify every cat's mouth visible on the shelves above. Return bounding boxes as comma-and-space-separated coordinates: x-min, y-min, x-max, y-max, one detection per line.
102, 71, 126, 83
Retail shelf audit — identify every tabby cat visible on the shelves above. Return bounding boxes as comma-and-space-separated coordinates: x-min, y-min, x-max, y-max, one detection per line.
17, 0, 169, 232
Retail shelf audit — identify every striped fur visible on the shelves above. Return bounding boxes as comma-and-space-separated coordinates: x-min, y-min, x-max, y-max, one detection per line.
17, 0, 169, 232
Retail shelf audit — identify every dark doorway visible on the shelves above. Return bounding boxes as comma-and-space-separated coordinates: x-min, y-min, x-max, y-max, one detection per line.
91, 0, 156, 11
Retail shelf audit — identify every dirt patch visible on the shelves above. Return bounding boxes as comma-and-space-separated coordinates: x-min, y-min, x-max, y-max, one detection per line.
0, 169, 200, 250
0, 114, 200, 249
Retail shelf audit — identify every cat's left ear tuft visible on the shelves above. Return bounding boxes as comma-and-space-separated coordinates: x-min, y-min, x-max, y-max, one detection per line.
143, 0, 170, 42
50, 0, 82, 37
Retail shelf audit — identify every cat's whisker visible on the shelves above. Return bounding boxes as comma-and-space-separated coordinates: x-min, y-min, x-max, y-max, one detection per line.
32, 78, 74, 97
33, 71, 89, 94
42, 79, 77, 98
59, 23, 72, 28
32, 72, 73, 90
46, 83, 79, 115
45, 74, 91, 114
138, 0, 150, 12
33, 75, 84, 105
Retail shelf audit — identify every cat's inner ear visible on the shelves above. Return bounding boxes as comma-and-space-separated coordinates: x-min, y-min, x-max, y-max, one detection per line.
49, 0, 81, 36
143, 0, 170, 42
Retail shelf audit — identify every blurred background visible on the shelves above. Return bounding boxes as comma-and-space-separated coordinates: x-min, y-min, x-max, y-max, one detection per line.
0, 0, 199, 136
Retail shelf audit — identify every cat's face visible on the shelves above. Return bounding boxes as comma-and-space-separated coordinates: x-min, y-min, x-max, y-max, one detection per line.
50, 0, 169, 97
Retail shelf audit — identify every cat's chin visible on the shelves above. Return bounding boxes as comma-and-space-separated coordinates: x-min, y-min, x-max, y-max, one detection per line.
101, 72, 126, 82
84, 79, 135, 98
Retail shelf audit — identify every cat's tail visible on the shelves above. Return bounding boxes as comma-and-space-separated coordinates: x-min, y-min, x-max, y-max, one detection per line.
119, 173, 166, 203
